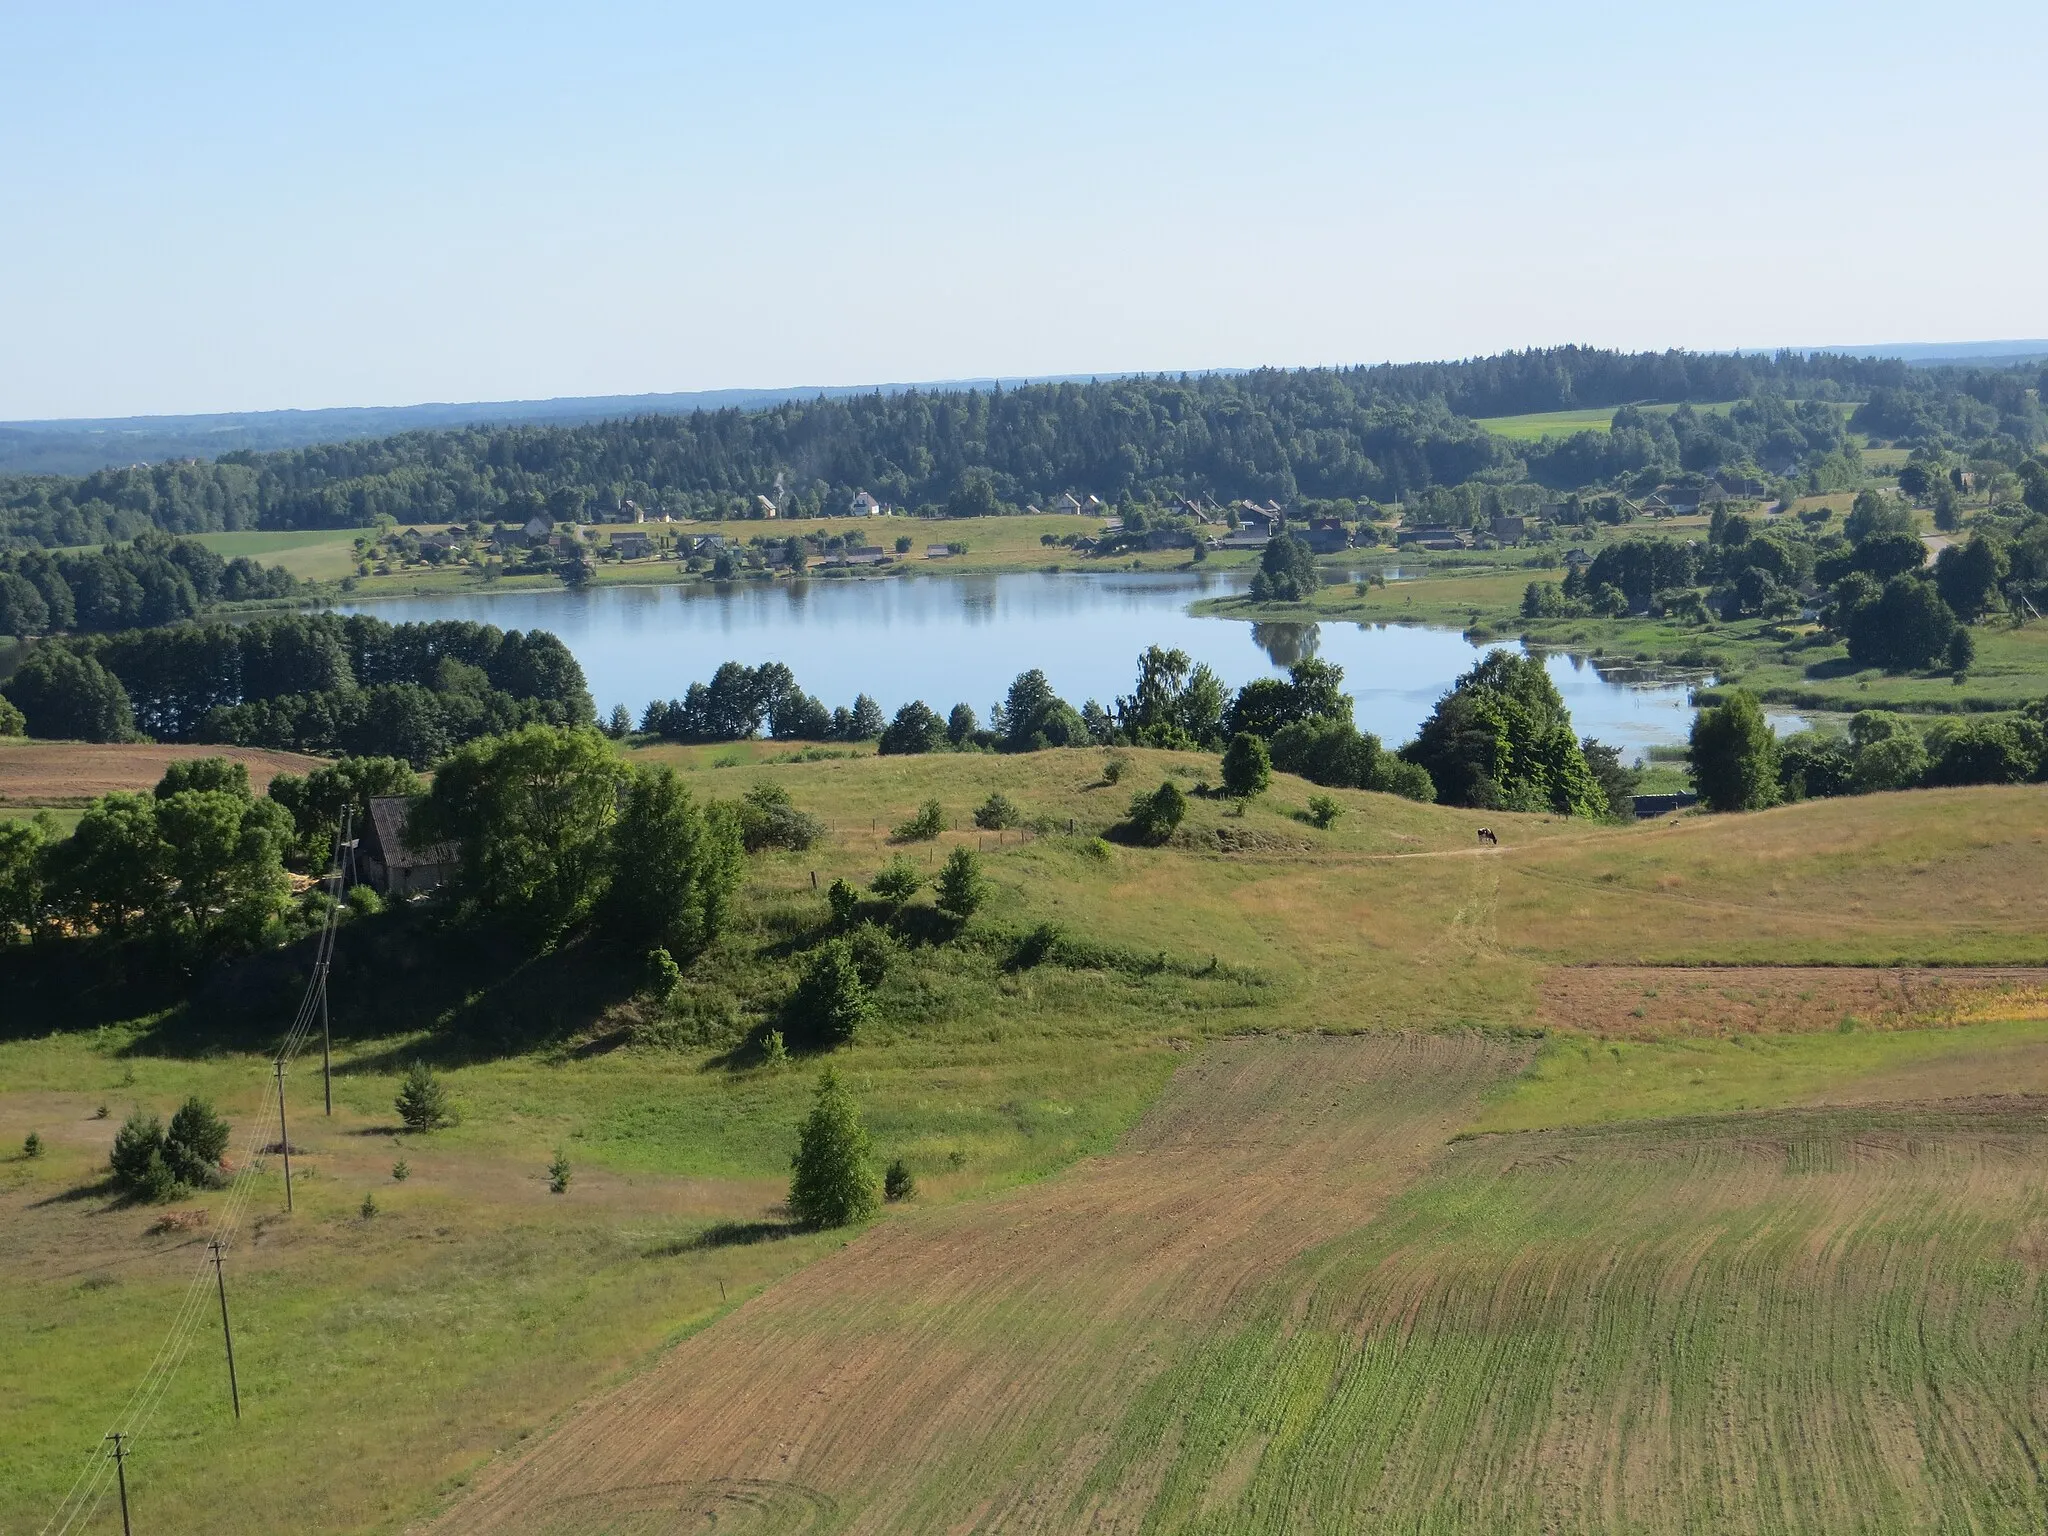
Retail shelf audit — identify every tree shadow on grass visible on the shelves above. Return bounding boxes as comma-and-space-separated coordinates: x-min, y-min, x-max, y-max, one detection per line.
642, 1219, 798, 1259
127, 905, 644, 1067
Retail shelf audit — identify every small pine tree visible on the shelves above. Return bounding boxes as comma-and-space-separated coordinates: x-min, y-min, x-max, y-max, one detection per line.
973, 792, 1020, 830
141, 1148, 181, 1203
761, 1028, 790, 1067
548, 1149, 572, 1194
894, 799, 945, 841
788, 1070, 879, 1228
1221, 732, 1272, 808
392, 1158, 410, 1182
22, 1131, 43, 1159
360, 1191, 378, 1219
884, 1157, 916, 1202
933, 847, 987, 920
164, 1097, 231, 1188
395, 1063, 455, 1131
791, 940, 871, 1046
109, 1110, 165, 1191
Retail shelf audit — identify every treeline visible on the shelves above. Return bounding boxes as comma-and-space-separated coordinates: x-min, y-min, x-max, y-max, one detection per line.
1527, 473, 2048, 672
0, 613, 594, 764
1692, 693, 2048, 813
6, 350, 2038, 548
631, 646, 1640, 817
0, 531, 300, 635
0, 732, 745, 972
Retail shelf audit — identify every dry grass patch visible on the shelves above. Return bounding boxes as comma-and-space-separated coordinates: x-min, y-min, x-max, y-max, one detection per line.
0, 739, 327, 806
1540, 965, 2048, 1038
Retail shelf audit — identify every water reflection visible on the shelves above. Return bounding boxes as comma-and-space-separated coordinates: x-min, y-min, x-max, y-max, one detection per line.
336, 570, 1736, 761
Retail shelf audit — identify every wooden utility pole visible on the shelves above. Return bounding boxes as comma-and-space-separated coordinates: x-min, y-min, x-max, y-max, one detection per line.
209, 1239, 240, 1420
318, 956, 333, 1116
105, 1432, 131, 1535
274, 1060, 293, 1212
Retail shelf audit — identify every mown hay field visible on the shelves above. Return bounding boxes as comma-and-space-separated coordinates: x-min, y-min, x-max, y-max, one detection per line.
0, 737, 328, 806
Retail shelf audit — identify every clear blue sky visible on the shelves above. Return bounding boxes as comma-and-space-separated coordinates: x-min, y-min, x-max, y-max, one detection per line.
3, 1, 2044, 419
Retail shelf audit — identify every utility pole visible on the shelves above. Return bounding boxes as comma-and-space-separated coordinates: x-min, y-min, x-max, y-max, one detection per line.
274, 1059, 293, 1212
209, 1239, 240, 1420
318, 954, 332, 1116
105, 1432, 131, 1536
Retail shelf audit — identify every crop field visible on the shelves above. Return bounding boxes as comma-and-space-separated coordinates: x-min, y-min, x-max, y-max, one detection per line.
0, 738, 328, 806
430, 1032, 1530, 1534
9, 752, 2048, 1534
189, 527, 364, 581
1471, 401, 1744, 441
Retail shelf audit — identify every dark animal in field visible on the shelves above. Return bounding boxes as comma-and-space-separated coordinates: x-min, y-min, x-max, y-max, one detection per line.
1476, 827, 1498, 846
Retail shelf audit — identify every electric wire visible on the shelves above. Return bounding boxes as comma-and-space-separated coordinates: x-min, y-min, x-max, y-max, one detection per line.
40, 811, 353, 1535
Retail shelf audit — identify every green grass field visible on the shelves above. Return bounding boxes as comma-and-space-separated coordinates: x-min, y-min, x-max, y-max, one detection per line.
1472, 401, 1746, 441
6, 752, 2048, 1533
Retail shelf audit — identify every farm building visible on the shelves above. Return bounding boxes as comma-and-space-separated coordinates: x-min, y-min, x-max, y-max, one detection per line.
357, 796, 458, 897
609, 531, 652, 559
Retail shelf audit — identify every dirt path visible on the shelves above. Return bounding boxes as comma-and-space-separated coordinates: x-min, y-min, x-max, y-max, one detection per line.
428, 1032, 1526, 1535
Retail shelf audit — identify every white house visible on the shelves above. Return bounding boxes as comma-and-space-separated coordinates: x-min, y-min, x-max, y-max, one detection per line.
850, 491, 882, 517
1051, 492, 1084, 515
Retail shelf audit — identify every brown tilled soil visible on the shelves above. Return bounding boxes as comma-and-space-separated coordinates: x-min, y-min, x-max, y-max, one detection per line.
0, 740, 328, 803
427, 1032, 1528, 1536
1540, 965, 2048, 1038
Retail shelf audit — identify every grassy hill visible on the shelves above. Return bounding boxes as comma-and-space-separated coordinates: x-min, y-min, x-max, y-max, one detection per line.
4, 748, 2047, 1533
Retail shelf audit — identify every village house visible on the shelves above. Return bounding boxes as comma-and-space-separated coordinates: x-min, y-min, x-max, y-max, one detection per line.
609, 531, 652, 560
358, 796, 458, 898
1051, 492, 1084, 515
523, 513, 553, 543
755, 495, 779, 519
1397, 524, 1469, 550
925, 543, 955, 558
1301, 519, 1351, 554
691, 534, 728, 555
1489, 514, 1527, 545
829, 546, 887, 566
849, 490, 882, 517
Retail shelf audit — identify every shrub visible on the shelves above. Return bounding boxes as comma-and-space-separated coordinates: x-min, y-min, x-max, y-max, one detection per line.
1012, 921, 1062, 968
1083, 836, 1114, 863
548, 1149, 571, 1195
22, 1131, 42, 1159
360, 1191, 378, 1219
395, 1062, 455, 1131
1101, 753, 1129, 785
0, 696, 23, 737
736, 782, 823, 852
844, 922, 896, 987
646, 946, 682, 996
788, 1069, 878, 1228
894, 799, 945, 841
789, 939, 872, 1046
933, 847, 988, 920
761, 1028, 790, 1067
870, 856, 922, 907
140, 1149, 180, 1204
109, 1110, 166, 1194
1375, 757, 1437, 803
1306, 794, 1343, 829
1851, 734, 1927, 794
392, 1158, 410, 1181
884, 1157, 916, 1202
1221, 732, 1272, 807
824, 876, 860, 929
346, 885, 384, 918
163, 1097, 231, 1188
973, 792, 1021, 830
1124, 780, 1187, 845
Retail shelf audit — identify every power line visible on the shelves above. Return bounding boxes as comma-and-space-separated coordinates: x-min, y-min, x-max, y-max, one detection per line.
41, 812, 355, 1534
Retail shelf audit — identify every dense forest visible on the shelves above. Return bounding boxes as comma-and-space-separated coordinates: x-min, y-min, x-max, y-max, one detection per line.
0, 614, 593, 764
0, 531, 300, 634
3, 350, 2040, 548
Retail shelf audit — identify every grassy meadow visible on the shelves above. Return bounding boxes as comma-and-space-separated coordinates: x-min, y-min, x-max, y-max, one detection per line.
5, 746, 2048, 1533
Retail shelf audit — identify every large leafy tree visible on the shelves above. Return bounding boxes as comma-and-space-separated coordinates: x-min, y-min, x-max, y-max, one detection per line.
1249, 531, 1319, 602
1115, 646, 1226, 749
609, 765, 744, 957
1401, 652, 1604, 815
1689, 689, 1781, 812
415, 724, 626, 941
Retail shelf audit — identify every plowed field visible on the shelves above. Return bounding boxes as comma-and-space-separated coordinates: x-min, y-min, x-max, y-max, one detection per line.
430, 1032, 1526, 1535
1540, 964, 2048, 1037
0, 739, 326, 803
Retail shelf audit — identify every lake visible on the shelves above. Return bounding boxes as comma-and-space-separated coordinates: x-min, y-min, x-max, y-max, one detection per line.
336, 571, 1723, 762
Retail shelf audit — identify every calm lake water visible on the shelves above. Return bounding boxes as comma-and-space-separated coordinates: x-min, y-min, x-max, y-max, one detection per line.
336, 571, 1724, 762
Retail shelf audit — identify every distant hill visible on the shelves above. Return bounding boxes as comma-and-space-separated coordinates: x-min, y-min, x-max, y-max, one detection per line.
1791, 340, 2048, 369
0, 375, 1139, 478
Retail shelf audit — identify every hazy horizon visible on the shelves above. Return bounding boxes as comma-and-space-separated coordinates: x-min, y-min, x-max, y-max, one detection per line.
5, 2, 2045, 420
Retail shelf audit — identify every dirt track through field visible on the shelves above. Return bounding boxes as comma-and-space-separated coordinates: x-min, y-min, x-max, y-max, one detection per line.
429, 1032, 1524, 1535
